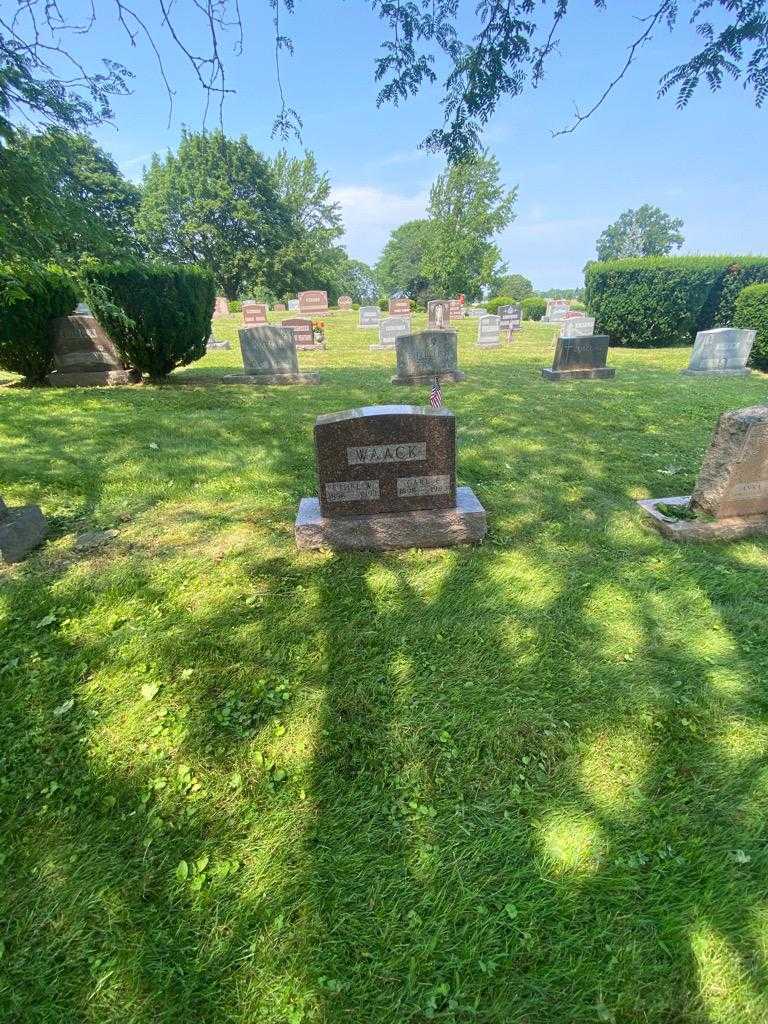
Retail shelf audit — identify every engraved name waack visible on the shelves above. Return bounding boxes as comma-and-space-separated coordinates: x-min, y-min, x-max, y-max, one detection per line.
347, 442, 426, 465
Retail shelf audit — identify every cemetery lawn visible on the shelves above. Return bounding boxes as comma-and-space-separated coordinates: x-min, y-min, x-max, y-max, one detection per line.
3, 312, 768, 1024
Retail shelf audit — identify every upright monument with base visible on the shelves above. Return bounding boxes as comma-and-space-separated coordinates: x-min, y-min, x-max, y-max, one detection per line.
47, 314, 139, 387
295, 405, 487, 551
682, 328, 755, 376
638, 404, 768, 542
541, 335, 615, 381
222, 326, 319, 385
391, 331, 466, 385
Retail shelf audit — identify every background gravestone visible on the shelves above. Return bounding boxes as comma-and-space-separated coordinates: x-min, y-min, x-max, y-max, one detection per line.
388, 298, 411, 317
541, 335, 615, 381
427, 300, 451, 330
359, 306, 381, 328
298, 290, 329, 315
466, 307, 487, 318
242, 302, 268, 325
638, 405, 768, 541
223, 326, 319, 385
477, 315, 501, 348
287, 299, 300, 311
283, 317, 322, 350
0, 496, 49, 564
295, 405, 487, 550
371, 316, 411, 350
206, 337, 231, 351
213, 296, 230, 317
392, 330, 466, 384
559, 316, 596, 339
498, 304, 522, 335
449, 299, 463, 320
274, 302, 287, 311
683, 328, 756, 376
338, 296, 353, 310
543, 299, 570, 322
48, 315, 140, 387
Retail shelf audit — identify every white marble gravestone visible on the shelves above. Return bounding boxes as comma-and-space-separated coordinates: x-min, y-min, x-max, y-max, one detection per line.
682, 328, 756, 376
359, 306, 381, 329
371, 316, 411, 350
476, 315, 501, 348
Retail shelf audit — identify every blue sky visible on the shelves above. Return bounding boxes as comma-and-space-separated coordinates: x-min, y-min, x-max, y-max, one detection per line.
70, 0, 767, 289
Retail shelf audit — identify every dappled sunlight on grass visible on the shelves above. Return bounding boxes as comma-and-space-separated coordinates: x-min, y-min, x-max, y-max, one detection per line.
579, 726, 650, 820
691, 923, 768, 1022
536, 807, 606, 876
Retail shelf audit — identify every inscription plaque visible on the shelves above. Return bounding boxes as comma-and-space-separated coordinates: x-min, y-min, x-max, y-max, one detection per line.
326, 480, 380, 502
397, 475, 451, 498
347, 442, 426, 465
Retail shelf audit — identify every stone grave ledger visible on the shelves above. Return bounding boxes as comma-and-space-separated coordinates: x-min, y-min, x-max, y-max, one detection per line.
283, 317, 322, 349
637, 405, 768, 542
371, 316, 411, 350
683, 328, 756, 376
0, 496, 49, 564
48, 315, 140, 387
222, 325, 319, 385
559, 316, 596, 339
392, 331, 466, 385
242, 302, 268, 325
338, 296, 353, 310
427, 300, 452, 330
214, 296, 230, 317
298, 290, 329, 315
295, 405, 487, 550
359, 305, 381, 328
541, 335, 615, 381
477, 315, 501, 348
389, 298, 411, 317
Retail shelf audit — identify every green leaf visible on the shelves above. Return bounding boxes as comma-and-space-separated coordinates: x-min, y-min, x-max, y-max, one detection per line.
180, 668, 194, 680
195, 855, 209, 873
175, 860, 189, 882
36, 614, 57, 629
141, 683, 160, 701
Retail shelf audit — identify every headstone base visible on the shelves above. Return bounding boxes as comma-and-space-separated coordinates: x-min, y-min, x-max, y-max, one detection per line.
222, 371, 320, 385
390, 370, 467, 385
681, 368, 751, 377
541, 367, 615, 382
295, 342, 326, 351
295, 486, 486, 551
637, 495, 768, 543
476, 341, 501, 349
369, 343, 396, 351
48, 369, 141, 387
0, 503, 48, 563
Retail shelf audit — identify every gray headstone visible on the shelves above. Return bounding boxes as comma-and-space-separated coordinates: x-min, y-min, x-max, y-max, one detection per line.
288, 299, 300, 311
691, 405, 768, 518
684, 328, 756, 376
51, 315, 124, 372
359, 306, 381, 328
239, 325, 299, 374
542, 335, 615, 381
427, 300, 451, 330
466, 307, 487, 318
392, 330, 465, 384
0, 496, 49, 563
559, 316, 596, 339
373, 316, 411, 349
544, 299, 570, 322
313, 405, 457, 517
498, 304, 522, 332
477, 315, 501, 347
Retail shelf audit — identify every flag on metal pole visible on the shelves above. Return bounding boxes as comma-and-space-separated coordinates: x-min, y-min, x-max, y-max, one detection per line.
429, 375, 443, 408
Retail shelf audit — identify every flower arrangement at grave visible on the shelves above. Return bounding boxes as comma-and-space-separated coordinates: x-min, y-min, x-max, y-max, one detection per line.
312, 320, 325, 344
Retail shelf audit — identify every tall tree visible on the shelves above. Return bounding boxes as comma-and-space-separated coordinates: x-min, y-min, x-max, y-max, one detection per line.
494, 273, 533, 301
422, 154, 516, 299
596, 205, 685, 261
0, 128, 140, 263
336, 258, 379, 303
137, 130, 294, 299
2, 2, 766, 158
269, 149, 346, 296
376, 219, 435, 300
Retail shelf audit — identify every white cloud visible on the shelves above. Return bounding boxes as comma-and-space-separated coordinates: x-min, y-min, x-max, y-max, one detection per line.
331, 184, 430, 265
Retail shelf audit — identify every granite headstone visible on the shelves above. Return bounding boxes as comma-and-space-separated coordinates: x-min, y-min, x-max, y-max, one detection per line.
338, 296, 353, 310
242, 302, 268, 325
214, 296, 230, 317
392, 330, 465, 384
295, 405, 487, 550
476, 315, 501, 348
559, 316, 596, 339
427, 300, 451, 330
298, 290, 329, 315
0, 496, 49, 564
359, 305, 381, 329
541, 335, 615, 381
48, 315, 140, 387
222, 325, 319, 385
371, 316, 411, 350
389, 298, 411, 317
283, 317, 322, 350
449, 299, 463, 320
288, 299, 300, 311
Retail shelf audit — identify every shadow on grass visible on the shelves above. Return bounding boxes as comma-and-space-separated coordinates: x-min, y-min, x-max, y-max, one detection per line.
1, 367, 768, 1021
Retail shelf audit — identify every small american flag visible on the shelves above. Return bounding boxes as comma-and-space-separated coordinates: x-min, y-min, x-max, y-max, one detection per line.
429, 375, 443, 408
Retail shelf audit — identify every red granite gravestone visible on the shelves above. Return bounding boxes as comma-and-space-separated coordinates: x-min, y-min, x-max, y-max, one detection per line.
298, 290, 329, 315
214, 296, 230, 317
294, 405, 487, 550
389, 298, 411, 316
274, 303, 287, 311
449, 299, 463, 320
243, 303, 268, 325
338, 296, 353, 310
47, 315, 140, 387
283, 318, 320, 349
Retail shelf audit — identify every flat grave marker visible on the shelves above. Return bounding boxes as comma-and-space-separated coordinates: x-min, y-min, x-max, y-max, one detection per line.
295, 405, 487, 550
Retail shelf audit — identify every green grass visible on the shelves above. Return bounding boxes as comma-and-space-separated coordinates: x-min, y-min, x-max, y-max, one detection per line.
2, 312, 768, 1023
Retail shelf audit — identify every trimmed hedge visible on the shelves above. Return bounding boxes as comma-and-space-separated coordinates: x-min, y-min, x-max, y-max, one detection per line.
81, 263, 215, 381
486, 295, 515, 314
734, 283, 768, 371
0, 262, 78, 382
522, 296, 547, 321
585, 256, 768, 347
